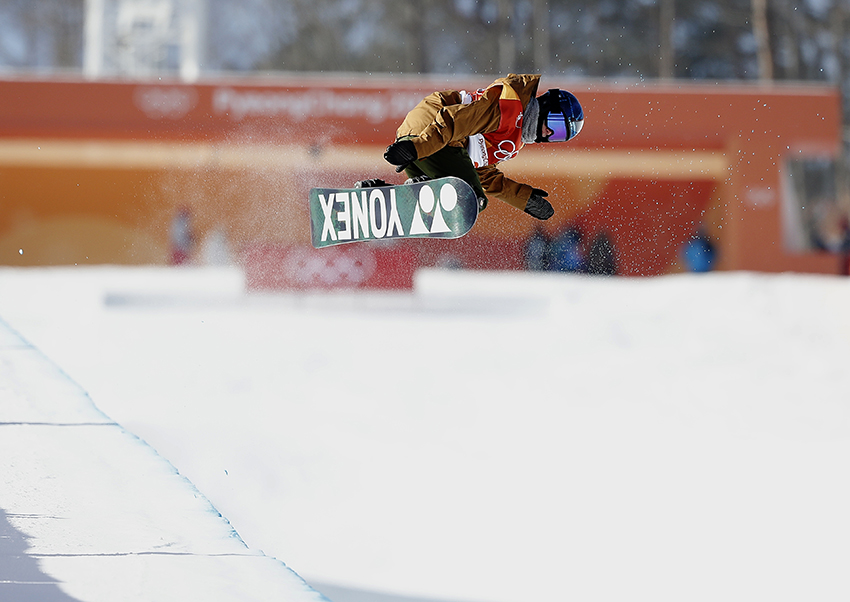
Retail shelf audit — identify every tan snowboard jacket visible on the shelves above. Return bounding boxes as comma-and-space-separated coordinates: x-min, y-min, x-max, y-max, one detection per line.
396, 74, 542, 210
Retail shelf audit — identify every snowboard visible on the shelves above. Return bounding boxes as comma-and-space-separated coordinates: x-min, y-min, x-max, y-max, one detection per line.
309, 177, 479, 248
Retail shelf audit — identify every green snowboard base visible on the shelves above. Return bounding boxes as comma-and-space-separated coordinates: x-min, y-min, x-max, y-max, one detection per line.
310, 177, 479, 248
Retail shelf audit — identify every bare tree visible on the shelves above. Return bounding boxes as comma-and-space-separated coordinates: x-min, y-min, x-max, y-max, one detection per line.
658, 0, 675, 78
402, 0, 427, 73
533, 0, 550, 73
0, 0, 84, 68
751, 0, 773, 80
497, 0, 516, 73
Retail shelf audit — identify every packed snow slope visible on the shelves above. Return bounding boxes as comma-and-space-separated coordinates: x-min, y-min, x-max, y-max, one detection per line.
0, 304, 328, 601
1, 266, 848, 602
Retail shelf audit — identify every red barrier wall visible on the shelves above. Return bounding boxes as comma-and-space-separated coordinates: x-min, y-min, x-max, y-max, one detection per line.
244, 244, 417, 291
0, 74, 843, 276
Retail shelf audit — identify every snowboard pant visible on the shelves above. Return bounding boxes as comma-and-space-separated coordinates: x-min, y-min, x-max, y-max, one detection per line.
399, 136, 488, 209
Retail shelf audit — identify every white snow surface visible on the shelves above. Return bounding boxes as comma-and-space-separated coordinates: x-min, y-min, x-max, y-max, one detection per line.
0, 275, 328, 602
1, 265, 849, 602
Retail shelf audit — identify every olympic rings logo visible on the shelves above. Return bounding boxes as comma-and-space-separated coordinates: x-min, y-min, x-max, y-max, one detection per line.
285, 247, 377, 287
493, 140, 518, 162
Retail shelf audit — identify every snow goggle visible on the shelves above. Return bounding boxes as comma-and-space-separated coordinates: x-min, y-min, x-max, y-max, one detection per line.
546, 111, 584, 142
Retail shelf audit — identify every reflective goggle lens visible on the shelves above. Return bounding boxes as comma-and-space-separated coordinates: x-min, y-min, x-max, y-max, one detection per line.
546, 111, 569, 142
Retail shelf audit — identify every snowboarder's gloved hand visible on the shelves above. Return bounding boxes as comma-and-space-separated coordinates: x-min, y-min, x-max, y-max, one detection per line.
384, 139, 417, 172
524, 188, 554, 220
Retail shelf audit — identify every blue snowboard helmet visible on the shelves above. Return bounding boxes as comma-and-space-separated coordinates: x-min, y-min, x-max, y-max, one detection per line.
535, 89, 584, 143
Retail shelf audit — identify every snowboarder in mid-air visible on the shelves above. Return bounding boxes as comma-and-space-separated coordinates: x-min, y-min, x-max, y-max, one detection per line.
358, 73, 584, 221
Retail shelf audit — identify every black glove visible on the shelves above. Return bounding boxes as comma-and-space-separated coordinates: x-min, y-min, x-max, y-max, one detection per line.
524, 188, 554, 220
384, 139, 417, 172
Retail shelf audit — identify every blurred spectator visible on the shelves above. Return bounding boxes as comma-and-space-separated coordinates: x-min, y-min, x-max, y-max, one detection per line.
201, 226, 232, 266
838, 216, 850, 275
524, 226, 551, 271
682, 228, 717, 273
587, 231, 617, 275
169, 206, 195, 265
550, 225, 586, 273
